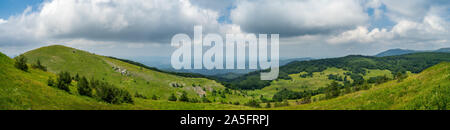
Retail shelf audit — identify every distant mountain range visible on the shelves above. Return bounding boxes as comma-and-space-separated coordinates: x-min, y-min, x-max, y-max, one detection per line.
128, 56, 313, 76
375, 47, 450, 57
435, 48, 450, 53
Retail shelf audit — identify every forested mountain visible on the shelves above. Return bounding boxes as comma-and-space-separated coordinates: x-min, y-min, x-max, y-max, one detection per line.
375, 47, 450, 57
375, 49, 419, 57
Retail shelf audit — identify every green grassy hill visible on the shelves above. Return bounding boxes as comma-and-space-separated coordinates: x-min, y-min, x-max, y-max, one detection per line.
0, 51, 123, 110
23, 45, 238, 101
0, 46, 252, 110
277, 62, 450, 110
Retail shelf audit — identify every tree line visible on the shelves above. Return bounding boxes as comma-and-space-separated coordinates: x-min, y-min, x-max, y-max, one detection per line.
48, 71, 134, 104
14, 55, 47, 72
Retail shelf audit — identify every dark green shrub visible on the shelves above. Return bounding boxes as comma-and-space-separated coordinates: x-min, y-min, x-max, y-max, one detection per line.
135, 92, 147, 99
56, 71, 71, 92
274, 100, 290, 107
265, 102, 272, 108
74, 73, 80, 81
190, 98, 200, 103
168, 93, 177, 101
56, 79, 70, 92
325, 81, 341, 99
179, 91, 189, 102
14, 55, 28, 72
31, 59, 47, 71
47, 77, 55, 87
58, 71, 72, 84
202, 96, 211, 103
77, 76, 92, 97
94, 82, 133, 104
244, 99, 261, 108
260, 95, 269, 103
151, 95, 159, 100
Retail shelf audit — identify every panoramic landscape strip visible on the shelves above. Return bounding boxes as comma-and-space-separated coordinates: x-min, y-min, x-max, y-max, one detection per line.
0, 0, 449, 111
1, 45, 449, 110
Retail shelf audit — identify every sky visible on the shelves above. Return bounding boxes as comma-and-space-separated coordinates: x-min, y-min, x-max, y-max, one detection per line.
0, 0, 43, 19
0, 0, 449, 59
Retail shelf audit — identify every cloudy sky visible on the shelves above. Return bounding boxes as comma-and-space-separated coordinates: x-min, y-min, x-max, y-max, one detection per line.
0, 0, 449, 59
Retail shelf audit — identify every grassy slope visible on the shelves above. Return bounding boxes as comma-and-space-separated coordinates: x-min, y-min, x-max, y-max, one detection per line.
23, 45, 233, 101
24, 46, 263, 104
363, 69, 393, 80
0, 46, 251, 110
0, 51, 124, 110
248, 67, 392, 100
276, 62, 450, 110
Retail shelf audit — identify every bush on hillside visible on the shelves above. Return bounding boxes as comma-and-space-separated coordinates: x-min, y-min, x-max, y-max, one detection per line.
151, 95, 159, 100
74, 73, 80, 81
47, 77, 55, 87
244, 99, 261, 108
31, 59, 47, 71
134, 92, 148, 99
179, 91, 189, 102
14, 55, 28, 72
325, 81, 342, 99
265, 102, 272, 108
77, 76, 92, 97
58, 71, 72, 84
56, 79, 70, 92
202, 96, 211, 103
274, 100, 290, 107
168, 93, 177, 101
272, 88, 312, 102
56, 71, 72, 92
92, 80, 133, 104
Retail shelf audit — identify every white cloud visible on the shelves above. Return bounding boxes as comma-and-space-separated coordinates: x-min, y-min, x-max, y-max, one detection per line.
0, 0, 449, 58
327, 26, 392, 44
0, 19, 7, 24
0, 0, 222, 47
328, 13, 449, 45
230, 0, 369, 36
38, 0, 221, 42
